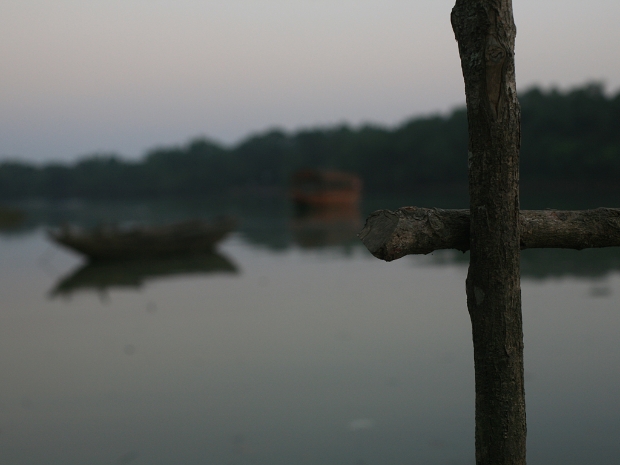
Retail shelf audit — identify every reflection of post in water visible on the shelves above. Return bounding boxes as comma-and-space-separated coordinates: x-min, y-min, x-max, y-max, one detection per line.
290, 169, 363, 248
50, 252, 238, 298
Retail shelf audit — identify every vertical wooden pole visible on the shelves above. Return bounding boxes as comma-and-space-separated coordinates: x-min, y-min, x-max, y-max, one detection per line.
451, 1, 526, 464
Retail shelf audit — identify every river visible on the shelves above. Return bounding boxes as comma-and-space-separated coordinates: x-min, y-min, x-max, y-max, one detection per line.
0, 194, 619, 465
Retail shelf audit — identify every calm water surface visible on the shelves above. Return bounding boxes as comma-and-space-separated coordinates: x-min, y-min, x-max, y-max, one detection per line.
0, 198, 619, 465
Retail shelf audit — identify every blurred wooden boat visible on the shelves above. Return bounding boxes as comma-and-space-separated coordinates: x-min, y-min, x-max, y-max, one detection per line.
290, 169, 362, 210
48, 217, 237, 261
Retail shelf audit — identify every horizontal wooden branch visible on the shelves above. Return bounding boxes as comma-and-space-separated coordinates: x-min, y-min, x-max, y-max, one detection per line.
358, 206, 620, 261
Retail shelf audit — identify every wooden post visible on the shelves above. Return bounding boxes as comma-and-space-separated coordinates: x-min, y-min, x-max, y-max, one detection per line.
359, 2, 620, 463
451, 1, 525, 463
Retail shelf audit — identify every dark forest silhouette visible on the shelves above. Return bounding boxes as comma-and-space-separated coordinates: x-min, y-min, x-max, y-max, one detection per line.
1, 83, 619, 199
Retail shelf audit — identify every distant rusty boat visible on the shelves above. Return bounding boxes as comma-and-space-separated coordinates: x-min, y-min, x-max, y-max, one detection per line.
290, 169, 362, 210
48, 217, 237, 261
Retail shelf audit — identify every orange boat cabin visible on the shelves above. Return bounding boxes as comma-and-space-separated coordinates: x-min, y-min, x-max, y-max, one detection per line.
290, 169, 362, 210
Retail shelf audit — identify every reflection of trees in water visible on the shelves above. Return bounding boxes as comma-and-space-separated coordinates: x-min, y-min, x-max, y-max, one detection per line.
237, 215, 291, 251
520, 248, 620, 279
425, 247, 620, 279
290, 205, 362, 249
0, 205, 25, 231
9, 195, 620, 279
238, 209, 363, 252
50, 252, 238, 297
7, 197, 250, 233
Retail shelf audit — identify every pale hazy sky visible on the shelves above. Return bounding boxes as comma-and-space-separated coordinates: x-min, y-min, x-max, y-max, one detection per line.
2, 0, 619, 162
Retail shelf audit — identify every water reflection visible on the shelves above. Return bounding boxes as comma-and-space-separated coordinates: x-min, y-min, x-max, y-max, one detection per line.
424, 247, 620, 280
0, 204, 25, 230
50, 252, 238, 297
1, 200, 619, 465
291, 205, 362, 249
521, 248, 620, 279
7, 195, 620, 279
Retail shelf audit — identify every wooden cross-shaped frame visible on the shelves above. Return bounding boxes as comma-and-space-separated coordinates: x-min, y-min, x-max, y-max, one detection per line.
359, 1, 620, 464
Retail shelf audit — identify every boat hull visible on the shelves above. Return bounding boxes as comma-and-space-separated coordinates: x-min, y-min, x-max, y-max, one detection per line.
48, 218, 237, 261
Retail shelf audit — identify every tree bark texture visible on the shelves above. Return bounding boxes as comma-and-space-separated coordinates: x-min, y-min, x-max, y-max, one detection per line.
359, 207, 620, 261
451, 1, 525, 464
